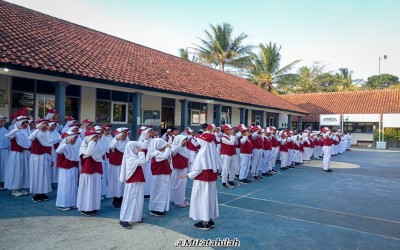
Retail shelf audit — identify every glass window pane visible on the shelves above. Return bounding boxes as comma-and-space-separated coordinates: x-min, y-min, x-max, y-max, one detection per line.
128, 103, 133, 124
200, 110, 207, 124
36, 95, 55, 119
96, 100, 111, 123
112, 103, 127, 123
191, 110, 200, 125
11, 92, 34, 117
66, 97, 80, 120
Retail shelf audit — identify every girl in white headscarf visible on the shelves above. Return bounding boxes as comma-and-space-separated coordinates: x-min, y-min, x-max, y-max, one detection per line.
148, 138, 172, 217
94, 125, 109, 199
55, 131, 80, 211
29, 119, 54, 202
118, 141, 147, 229
179, 128, 220, 231
76, 129, 103, 216
138, 127, 153, 199
107, 128, 130, 208
170, 135, 190, 207
4, 116, 31, 197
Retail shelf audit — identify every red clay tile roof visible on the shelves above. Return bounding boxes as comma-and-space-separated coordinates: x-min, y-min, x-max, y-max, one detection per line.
281, 89, 400, 122
0, 1, 306, 114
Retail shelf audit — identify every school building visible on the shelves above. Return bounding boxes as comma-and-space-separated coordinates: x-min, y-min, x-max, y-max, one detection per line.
281, 90, 400, 146
0, 1, 307, 138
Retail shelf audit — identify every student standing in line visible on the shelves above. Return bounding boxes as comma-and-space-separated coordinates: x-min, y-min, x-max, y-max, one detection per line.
0, 115, 10, 190
119, 141, 147, 229
170, 135, 190, 207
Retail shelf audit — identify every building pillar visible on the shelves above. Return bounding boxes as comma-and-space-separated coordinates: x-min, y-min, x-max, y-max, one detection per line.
214, 104, 222, 127
260, 111, 265, 128
298, 116, 303, 131
287, 114, 292, 130
179, 99, 189, 130
274, 113, 279, 128
239, 107, 246, 124
54, 81, 69, 124
131, 92, 143, 140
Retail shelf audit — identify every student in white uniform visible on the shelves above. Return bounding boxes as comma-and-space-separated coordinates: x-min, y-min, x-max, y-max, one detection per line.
170, 135, 190, 207
0, 115, 10, 190
55, 131, 80, 210
138, 127, 153, 199
148, 138, 172, 216
119, 141, 147, 229
179, 126, 221, 230
100, 124, 113, 199
77, 129, 103, 216
29, 119, 53, 202
107, 128, 130, 208
48, 120, 61, 186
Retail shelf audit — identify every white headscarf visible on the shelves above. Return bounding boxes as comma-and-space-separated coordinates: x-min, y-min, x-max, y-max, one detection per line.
139, 127, 152, 142
146, 138, 168, 162
119, 141, 146, 182
171, 134, 189, 158
60, 134, 80, 161
62, 120, 76, 133
31, 123, 54, 147
79, 134, 103, 162
191, 134, 221, 172
13, 119, 32, 148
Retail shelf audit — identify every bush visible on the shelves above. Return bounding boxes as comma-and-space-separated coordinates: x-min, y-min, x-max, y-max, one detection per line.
374, 128, 400, 148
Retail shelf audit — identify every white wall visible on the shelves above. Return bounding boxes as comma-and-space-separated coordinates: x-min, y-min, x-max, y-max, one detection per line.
174, 100, 181, 127
231, 107, 240, 126
351, 133, 373, 145
207, 104, 213, 124
80, 86, 96, 121
0, 75, 10, 118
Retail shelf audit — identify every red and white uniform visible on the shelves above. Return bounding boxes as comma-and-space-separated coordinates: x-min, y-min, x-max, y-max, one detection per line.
148, 138, 172, 213
261, 134, 272, 173
187, 135, 200, 172
268, 131, 280, 171
251, 132, 263, 177
220, 133, 237, 184
322, 129, 333, 170
56, 131, 80, 208
239, 135, 253, 180
138, 128, 153, 196
77, 129, 103, 212
170, 135, 190, 206
119, 142, 147, 222
187, 130, 220, 221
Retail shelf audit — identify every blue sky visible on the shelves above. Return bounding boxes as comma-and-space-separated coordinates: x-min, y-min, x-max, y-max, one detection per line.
6, 0, 400, 80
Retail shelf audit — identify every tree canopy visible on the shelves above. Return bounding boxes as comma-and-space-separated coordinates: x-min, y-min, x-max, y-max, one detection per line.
364, 74, 399, 89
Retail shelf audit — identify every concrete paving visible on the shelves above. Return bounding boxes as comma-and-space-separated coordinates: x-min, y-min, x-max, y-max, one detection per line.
1, 148, 399, 249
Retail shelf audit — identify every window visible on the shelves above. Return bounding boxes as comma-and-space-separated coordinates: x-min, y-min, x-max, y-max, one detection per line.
191, 110, 200, 124
11, 92, 34, 117
269, 117, 274, 127
36, 80, 55, 94
66, 97, 80, 120
112, 102, 128, 123
143, 110, 161, 126
96, 100, 111, 123
188, 101, 207, 125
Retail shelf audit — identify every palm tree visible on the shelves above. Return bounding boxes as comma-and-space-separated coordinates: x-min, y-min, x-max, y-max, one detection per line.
178, 48, 189, 60
195, 23, 252, 72
247, 42, 301, 92
334, 68, 358, 92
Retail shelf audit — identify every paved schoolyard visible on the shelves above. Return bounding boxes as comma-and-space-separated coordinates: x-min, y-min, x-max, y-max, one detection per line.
1, 148, 400, 249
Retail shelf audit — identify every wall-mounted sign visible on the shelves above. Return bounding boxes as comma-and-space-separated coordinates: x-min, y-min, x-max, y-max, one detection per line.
343, 114, 379, 122
320, 114, 341, 126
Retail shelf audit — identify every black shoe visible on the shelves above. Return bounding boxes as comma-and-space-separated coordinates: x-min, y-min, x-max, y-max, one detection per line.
257, 175, 263, 180
80, 211, 95, 216
137, 218, 145, 223
144, 195, 150, 199
322, 169, 333, 173
119, 221, 132, 229
272, 168, 279, 173
235, 174, 239, 179
288, 165, 295, 168
281, 167, 288, 170
327, 169, 333, 172
246, 178, 252, 183
32, 194, 42, 202
262, 172, 273, 176
112, 198, 122, 209
239, 179, 250, 184
222, 183, 234, 189
41, 194, 50, 201
91, 210, 100, 215
194, 221, 211, 231
228, 181, 240, 187
208, 219, 215, 228
150, 210, 165, 217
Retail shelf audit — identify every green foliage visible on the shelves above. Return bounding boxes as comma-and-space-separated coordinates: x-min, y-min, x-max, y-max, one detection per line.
374, 128, 400, 148
195, 23, 252, 71
247, 42, 301, 92
364, 74, 399, 89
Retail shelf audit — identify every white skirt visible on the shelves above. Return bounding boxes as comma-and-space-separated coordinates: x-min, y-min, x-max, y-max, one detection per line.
29, 154, 52, 194
4, 151, 30, 190
56, 167, 78, 208
0, 148, 10, 182
76, 173, 102, 211
189, 180, 219, 221
101, 158, 108, 196
149, 174, 170, 212
170, 168, 188, 205
51, 148, 58, 184
143, 161, 152, 196
106, 164, 125, 198
120, 182, 144, 222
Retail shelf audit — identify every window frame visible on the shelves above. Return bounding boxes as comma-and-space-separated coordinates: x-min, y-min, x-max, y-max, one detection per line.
111, 101, 129, 124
